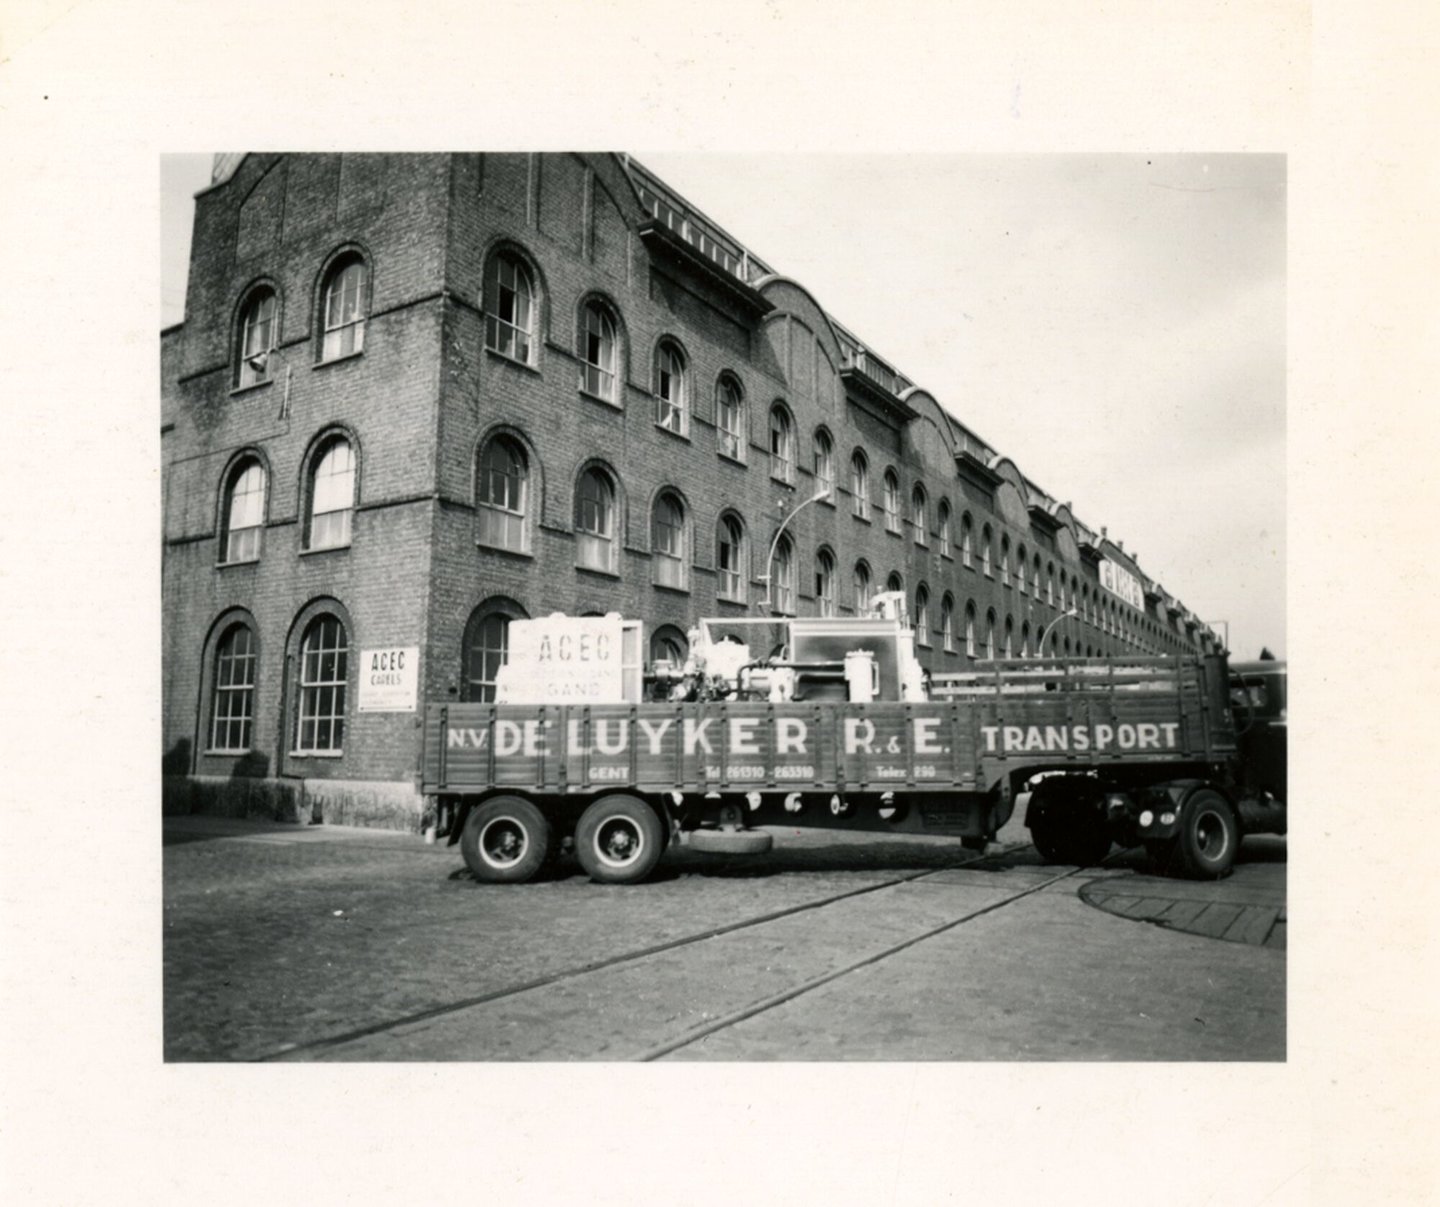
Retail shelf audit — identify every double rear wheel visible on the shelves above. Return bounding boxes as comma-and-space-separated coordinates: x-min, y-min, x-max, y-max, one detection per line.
1027, 778, 1113, 867
575, 794, 667, 885
460, 795, 552, 884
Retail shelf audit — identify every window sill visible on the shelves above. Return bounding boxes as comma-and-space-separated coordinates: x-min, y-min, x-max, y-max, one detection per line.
290, 750, 345, 760
852, 514, 872, 526
655, 423, 691, 442
770, 474, 796, 489
576, 564, 621, 581
885, 527, 903, 539
300, 542, 352, 557
653, 583, 691, 596
579, 387, 622, 411
314, 350, 365, 370
216, 557, 260, 569
205, 748, 252, 758
476, 541, 533, 560
486, 348, 541, 374
716, 595, 748, 607
717, 449, 747, 467
229, 379, 273, 398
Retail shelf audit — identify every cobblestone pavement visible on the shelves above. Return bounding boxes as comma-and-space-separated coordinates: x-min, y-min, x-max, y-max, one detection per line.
163, 815, 1284, 1062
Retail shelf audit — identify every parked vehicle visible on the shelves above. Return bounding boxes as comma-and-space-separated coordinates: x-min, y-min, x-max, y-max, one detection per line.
422, 597, 1285, 884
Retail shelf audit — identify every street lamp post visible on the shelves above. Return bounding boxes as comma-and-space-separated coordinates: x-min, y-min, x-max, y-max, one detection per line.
1037, 606, 1079, 656
758, 485, 831, 612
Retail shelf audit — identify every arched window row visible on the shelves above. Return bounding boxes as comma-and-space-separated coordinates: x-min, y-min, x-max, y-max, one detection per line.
230, 250, 370, 387
215, 431, 358, 565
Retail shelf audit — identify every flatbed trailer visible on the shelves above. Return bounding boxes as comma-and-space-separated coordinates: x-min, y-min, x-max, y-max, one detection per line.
421, 647, 1279, 885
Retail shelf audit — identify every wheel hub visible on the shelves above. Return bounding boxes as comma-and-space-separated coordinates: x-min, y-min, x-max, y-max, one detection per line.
596, 818, 642, 866
481, 819, 526, 867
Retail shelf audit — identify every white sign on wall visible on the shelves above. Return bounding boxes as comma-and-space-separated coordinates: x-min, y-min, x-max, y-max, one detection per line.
496, 615, 624, 704
1098, 559, 1145, 610
357, 646, 420, 712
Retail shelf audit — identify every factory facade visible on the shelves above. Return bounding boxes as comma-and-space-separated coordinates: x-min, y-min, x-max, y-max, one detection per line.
161, 153, 1220, 828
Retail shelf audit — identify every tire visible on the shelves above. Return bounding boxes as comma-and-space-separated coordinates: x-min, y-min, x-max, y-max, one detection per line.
460, 795, 552, 884
575, 795, 666, 885
688, 828, 774, 855
1027, 779, 1112, 866
1170, 788, 1240, 880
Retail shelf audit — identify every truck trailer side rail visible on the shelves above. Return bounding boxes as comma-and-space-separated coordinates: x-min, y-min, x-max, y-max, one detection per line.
423, 660, 1232, 798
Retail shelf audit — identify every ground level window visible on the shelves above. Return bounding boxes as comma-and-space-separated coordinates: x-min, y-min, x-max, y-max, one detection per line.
296, 616, 347, 753
209, 624, 256, 752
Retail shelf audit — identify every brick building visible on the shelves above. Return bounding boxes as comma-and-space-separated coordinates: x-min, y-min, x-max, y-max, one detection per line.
161, 153, 1221, 829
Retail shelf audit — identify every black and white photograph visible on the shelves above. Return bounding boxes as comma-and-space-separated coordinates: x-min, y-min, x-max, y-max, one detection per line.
4, 2, 1434, 1204
159, 151, 1286, 1064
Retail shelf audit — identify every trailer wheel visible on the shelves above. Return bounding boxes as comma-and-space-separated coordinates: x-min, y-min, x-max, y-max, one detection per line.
1169, 788, 1239, 880
688, 828, 774, 855
1027, 779, 1112, 866
575, 795, 665, 885
460, 795, 552, 884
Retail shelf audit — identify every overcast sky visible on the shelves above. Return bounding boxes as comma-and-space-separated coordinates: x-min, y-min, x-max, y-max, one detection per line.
162, 153, 1284, 657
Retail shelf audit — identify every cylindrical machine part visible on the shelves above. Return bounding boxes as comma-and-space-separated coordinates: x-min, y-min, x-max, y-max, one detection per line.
844, 649, 878, 702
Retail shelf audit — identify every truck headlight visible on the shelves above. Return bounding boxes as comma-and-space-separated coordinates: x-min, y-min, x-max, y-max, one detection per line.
1139, 810, 1154, 827
1160, 811, 1176, 825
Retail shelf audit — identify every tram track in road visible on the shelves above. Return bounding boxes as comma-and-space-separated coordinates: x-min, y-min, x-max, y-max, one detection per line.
261, 840, 1104, 1062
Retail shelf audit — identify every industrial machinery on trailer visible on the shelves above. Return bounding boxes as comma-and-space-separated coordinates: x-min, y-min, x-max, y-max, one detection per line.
421, 595, 1286, 885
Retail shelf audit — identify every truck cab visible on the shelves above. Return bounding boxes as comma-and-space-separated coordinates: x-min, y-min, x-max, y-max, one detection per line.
1228, 660, 1287, 806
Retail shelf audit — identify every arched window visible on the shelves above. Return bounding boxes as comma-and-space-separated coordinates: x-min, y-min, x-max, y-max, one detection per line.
580, 301, 617, 399
981, 525, 993, 577
321, 258, 366, 361
941, 594, 955, 652
652, 491, 687, 589
575, 466, 617, 572
938, 500, 952, 558
1020, 622, 1031, 658
655, 341, 686, 433
209, 622, 257, 752
1047, 562, 1056, 606
886, 571, 903, 594
1016, 547, 1027, 595
771, 534, 795, 615
960, 513, 973, 567
717, 514, 747, 602
221, 458, 265, 563
651, 625, 688, 668
463, 599, 527, 702
296, 614, 348, 753
307, 435, 354, 550
1032, 554, 1041, 599
1000, 536, 1011, 585
717, 512, 748, 602
912, 485, 928, 546
853, 560, 872, 614
476, 435, 528, 552
965, 602, 977, 657
485, 252, 535, 363
236, 287, 277, 387
985, 609, 997, 660
851, 451, 871, 520
815, 548, 836, 617
914, 585, 931, 646
716, 377, 744, 460
769, 403, 795, 483
883, 470, 902, 534
814, 429, 834, 495
1003, 616, 1014, 658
